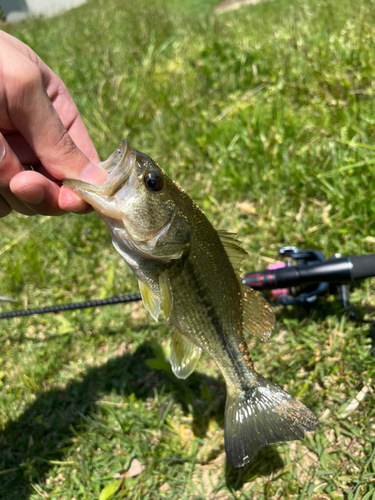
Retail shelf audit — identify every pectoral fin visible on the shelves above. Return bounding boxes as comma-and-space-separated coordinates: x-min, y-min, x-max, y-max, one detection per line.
138, 280, 161, 322
241, 284, 275, 342
138, 273, 173, 322
170, 330, 202, 379
159, 270, 173, 321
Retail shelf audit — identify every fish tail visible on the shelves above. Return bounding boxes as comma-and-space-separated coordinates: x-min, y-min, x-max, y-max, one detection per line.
224, 373, 319, 468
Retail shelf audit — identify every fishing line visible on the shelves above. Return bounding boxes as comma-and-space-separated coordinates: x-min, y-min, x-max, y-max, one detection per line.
0, 213, 74, 306
20, 212, 74, 261
0, 211, 73, 261
1, 212, 80, 302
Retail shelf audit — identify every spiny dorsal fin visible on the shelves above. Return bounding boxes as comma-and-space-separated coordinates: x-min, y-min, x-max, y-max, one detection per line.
217, 230, 247, 273
241, 284, 275, 342
170, 330, 202, 379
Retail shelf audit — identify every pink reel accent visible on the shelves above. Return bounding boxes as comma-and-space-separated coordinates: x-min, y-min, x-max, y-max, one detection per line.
268, 263, 289, 298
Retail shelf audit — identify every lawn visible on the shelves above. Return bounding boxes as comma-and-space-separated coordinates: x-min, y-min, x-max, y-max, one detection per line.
0, 0, 374, 498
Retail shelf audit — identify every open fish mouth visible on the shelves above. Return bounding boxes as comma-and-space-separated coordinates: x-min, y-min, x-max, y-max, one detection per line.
98, 139, 129, 174
63, 139, 136, 204
97, 139, 136, 197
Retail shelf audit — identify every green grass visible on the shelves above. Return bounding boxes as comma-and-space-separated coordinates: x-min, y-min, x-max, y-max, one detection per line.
1, 0, 375, 498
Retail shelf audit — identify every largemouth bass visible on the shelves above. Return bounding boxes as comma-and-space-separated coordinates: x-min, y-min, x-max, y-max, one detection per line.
64, 140, 319, 468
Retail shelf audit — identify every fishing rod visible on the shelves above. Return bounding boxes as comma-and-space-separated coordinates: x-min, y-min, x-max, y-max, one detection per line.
1, 247, 374, 352
0, 294, 141, 319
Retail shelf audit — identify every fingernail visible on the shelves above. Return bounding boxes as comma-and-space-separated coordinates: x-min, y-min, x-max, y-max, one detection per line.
17, 186, 45, 205
60, 187, 85, 212
0, 140, 5, 163
80, 163, 107, 184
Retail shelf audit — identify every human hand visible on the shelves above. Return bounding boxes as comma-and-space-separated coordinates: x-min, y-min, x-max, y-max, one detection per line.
0, 30, 107, 217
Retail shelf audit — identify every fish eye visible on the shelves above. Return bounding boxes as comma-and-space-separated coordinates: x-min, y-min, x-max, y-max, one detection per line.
144, 172, 164, 192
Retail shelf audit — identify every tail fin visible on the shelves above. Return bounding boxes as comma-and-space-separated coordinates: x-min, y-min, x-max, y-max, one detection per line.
224, 373, 319, 468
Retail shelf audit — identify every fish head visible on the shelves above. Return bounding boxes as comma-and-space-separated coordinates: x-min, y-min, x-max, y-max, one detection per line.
64, 140, 191, 261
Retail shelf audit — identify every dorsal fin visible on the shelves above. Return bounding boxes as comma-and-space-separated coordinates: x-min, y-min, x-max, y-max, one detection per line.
217, 231, 273, 341
217, 230, 247, 273
241, 284, 275, 342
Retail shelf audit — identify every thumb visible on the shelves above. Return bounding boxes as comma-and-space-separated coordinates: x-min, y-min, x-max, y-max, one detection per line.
4, 52, 104, 183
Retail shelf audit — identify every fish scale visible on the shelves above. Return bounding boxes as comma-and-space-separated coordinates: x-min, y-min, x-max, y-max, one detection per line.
64, 139, 319, 468
168, 218, 256, 388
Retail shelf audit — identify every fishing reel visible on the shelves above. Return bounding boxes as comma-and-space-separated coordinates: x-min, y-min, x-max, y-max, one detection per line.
243, 247, 375, 354
243, 246, 331, 306
243, 246, 375, 306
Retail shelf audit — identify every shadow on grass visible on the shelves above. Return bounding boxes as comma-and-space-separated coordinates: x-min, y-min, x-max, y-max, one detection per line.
274, 289, 375, 329
225, 446, 284, 492
0, 342, 285, 499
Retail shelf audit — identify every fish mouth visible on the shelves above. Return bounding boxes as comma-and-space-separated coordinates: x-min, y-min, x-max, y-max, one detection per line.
62, 140, 136, 218
102, 139, 136, 196
118, 139, 130, 169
